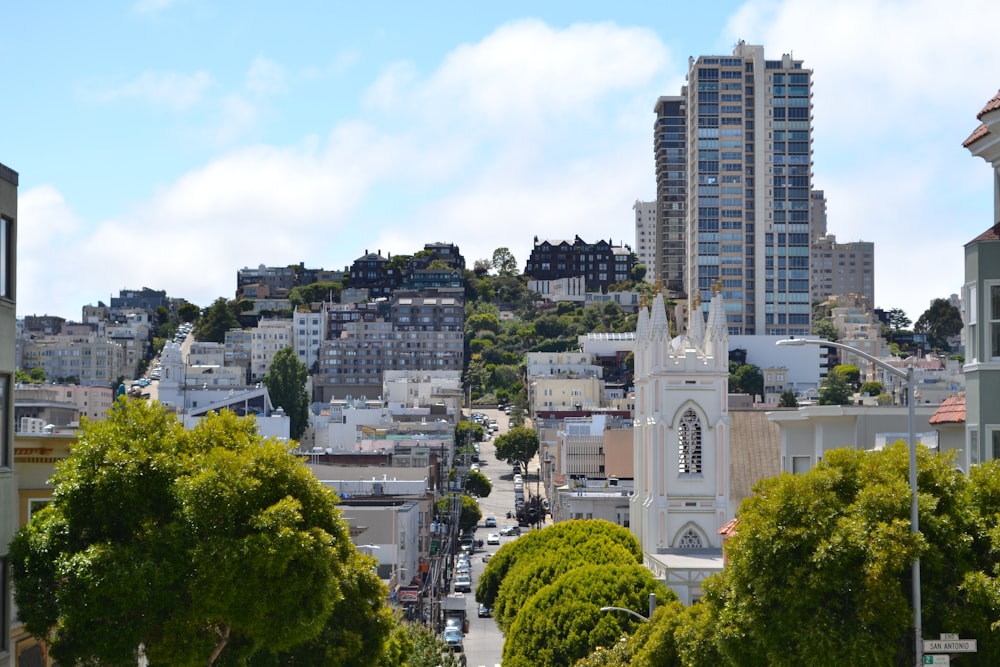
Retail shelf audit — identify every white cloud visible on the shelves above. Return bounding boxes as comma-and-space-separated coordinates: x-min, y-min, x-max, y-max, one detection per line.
245, 57, 288, 96
84, 70, 214, 111
723, 0, 1000, 319
22, 19, 676, 318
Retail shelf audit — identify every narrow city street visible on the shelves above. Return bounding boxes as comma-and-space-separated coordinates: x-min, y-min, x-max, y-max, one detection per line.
455, 407, 545, 667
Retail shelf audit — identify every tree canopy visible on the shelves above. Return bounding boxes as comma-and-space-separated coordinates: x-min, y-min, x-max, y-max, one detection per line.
435, 493, 482, 533
491, 247, 518, 275
193, 297, 241, 343
262, 346, 311, 440
9, 401, 391, 667
818, 369, 853, 405
464, 470, 492, 498
915, 297, 963, 351
493, 426, 539, 468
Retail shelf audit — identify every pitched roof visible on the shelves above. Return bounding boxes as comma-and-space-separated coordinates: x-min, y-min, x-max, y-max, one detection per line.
977, 89, 1000, 120
967, 221, 1000, 244
928, 394, 965, 425
963, 89, 1000, 147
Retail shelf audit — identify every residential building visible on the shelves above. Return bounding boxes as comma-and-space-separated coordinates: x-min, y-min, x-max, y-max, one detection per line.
293, 303, 328, 369
314, 290, 464, 402
21, 315, 65, 335
524, 236, 634, 293
15, 384, 114, 424
109, 287, 168, 312
1, 160, 18, 664
633, 199, 658, 281
962, 88, 1000, 464
11, 426, 75, 666
236, 264, 296, 299
654, 42, 816, 336
811, 234, 875, 305
250, 319, 293, 382
653, 94, 687, 296
349, 250, 402, 298
19, 332, 127, 387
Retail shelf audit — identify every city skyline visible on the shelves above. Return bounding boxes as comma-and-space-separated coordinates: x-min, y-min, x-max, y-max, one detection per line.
6, 1, 998, 324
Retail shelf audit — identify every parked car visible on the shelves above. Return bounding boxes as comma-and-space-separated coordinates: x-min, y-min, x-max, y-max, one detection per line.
487, 533, 500, 545
454, 575, 472, 593
484, 516, 497, 527
442, 627, 464, 652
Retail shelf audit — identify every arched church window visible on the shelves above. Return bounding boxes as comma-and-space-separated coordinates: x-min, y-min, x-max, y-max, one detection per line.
678, 408, 703, 474
678, 527, 703, 549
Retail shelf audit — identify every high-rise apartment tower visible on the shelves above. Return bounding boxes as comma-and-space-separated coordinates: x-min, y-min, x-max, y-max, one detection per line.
654, 42, 815, 335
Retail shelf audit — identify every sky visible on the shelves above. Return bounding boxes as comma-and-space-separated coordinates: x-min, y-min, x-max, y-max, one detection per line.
4, 0, 999, 325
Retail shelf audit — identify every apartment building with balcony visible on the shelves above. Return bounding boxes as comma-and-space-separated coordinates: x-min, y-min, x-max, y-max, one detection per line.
525, 236, 634, 293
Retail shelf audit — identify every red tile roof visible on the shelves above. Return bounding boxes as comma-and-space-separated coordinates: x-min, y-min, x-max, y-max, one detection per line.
718, 517, 739, 536
929, 395, 965, 425
978, 89, 1000, 120
964, 123, 989, 148
963, 90, 1000, 147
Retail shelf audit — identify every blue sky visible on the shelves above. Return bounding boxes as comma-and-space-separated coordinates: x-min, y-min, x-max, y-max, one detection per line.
5, 0, 998, 324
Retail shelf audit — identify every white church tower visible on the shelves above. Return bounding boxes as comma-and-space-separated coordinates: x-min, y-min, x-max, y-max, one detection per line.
630, 287, 732, 572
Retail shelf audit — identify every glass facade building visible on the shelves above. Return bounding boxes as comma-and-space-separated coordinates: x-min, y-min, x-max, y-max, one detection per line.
654, 42, 814, 336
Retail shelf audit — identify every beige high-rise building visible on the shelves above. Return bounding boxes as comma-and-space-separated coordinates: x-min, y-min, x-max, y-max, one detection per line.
810, 234, 875, 305
633, 199, 658, 282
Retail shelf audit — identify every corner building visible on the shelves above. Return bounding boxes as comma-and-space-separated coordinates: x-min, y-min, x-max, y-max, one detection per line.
655, 42, 815, 335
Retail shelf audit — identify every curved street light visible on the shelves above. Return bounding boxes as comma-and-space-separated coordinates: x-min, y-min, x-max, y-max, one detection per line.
599, 606, 649, 623
776, 337, 920, 666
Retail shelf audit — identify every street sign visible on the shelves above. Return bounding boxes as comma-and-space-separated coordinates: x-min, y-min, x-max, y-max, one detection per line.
922, 655, 949, 666
922, 639, 977, 653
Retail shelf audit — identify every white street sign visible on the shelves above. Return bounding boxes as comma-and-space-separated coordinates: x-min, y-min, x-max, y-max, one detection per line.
922, 639, 977, 653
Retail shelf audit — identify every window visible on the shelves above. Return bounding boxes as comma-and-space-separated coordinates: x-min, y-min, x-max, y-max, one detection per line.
678, 527, 703, 549
991, 284, 1000, 359
0, 215, 12, 299
677, 408, 703, 474
0, 374, 8, 468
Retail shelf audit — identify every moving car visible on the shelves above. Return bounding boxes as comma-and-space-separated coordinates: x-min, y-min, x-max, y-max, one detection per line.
442, 627, 464, 652
454, 575, 472, 593
500, 525, 521, 537
487, 533, 500, 545
478, 603, 492, 618
484, 516, 497, 527
482, 553, 492, 562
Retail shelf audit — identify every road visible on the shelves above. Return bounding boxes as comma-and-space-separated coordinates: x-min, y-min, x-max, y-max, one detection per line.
455, 407, 545, 667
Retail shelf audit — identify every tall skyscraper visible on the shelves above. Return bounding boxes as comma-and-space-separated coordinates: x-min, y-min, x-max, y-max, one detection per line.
654, 42, 815, 336
633, 199, 658, 281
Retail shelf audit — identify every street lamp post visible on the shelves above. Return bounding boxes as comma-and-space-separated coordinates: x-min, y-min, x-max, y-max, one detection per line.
777, 338, 920, 666
599, 594, 657, 623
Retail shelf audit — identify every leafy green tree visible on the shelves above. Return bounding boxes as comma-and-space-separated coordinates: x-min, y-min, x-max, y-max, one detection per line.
886, 307, 912, 333
813, 318, 838, 341
777, 389, 798, 408
915, 298, 963, 351
860, 380, 884, 396
178, 301, 200, 322
493, 426, 539, 469
380, 619, 465, 667
455, 420, 485, 447
464, 470, 492, 498
728, 362, 763, 399
435, 494, 481, 533
9, 401, 388, 667
818, 370, 853, 405
502, 564, 672, 667
262, 346, 311, 441
704, 444, 1000, 667
289, 281, 342, 308
193, 297, 241, 343
832, 363, 861, 389
491, 247, 518, 275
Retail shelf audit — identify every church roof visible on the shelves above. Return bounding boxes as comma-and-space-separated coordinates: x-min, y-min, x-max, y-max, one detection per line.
729, 410, 782, 507
967, 221, 1000, 244
963, 89, 1000, 147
